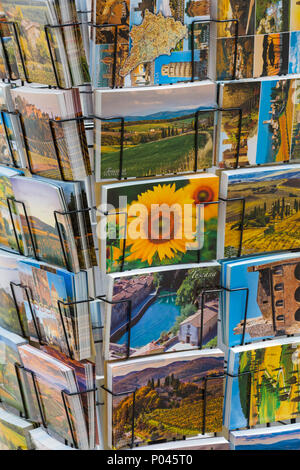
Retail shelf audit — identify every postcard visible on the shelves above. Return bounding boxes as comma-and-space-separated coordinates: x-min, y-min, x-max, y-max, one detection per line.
216, 0, 255, 37
0, 83, 23, 168
91, 0, 211, 88
289, 31, 300, 74
217, 81, 261, 167
0, 407, 34, 450
94, 81, 217, 180
10, 176, 79, 272
218, 164, 300, 258
256, 78, 296, 163
222, 252, 300, 347
0, 252, 27, 337
105, 262, 220, 360
255, 0, 290, 34
230, 423, 300, 450
216, 36, 254, 81
106, 348, 224, 449
29, 427, 75, 450
290, 0, 300, 30
291, 79, 300, 160
100, 173, 219, 273
18, 344, 89, 449
253, 33, 289, 78
0, 167, 25, 254
10, 86, 90, 181
0, 326, 28, 415
225, 337, 300, 430
1, 0, 89, 87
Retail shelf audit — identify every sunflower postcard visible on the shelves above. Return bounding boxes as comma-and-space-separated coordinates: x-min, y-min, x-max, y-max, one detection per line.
99, 174, 219, 273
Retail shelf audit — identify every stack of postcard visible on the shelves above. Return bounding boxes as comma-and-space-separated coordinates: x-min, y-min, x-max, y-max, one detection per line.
212, 0, 299, 80
0, 0, 90, 87
217, 164, 300, 258
29, 427, 75, 450
0, 167, 96, 272
0, 248, 94, 361
0, 407, 34, 450
98, 173, 219, 273
136, 436, 230, 450
221, 252, 300, 348
0, 83, 26, 169
10, 86, 91, 181
94, 81, 217, 180
18, 344, 96, 449
106, 348, 224, 449
103, 262, 220, 360
90, 0, 212, 88
217, 76, 300, 167
230, 423, 300, 450
224, 336, 300, 430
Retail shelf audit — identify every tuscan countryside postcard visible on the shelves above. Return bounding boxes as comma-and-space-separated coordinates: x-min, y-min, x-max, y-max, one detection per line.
95, 82, 216, 180
106, 264, 220, 359
224, 252, 300, 347
0, 409, 33, 450
218, 165, 300, 258
101, 174, 219, 273
225, 338, 300, 430
107, 349, 224, 449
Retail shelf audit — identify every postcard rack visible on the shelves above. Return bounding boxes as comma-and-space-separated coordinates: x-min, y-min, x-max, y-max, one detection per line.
191, 18, 239, 82
101, 372, 225, 448
12, 362, 97, 449
0, 20, 89, 89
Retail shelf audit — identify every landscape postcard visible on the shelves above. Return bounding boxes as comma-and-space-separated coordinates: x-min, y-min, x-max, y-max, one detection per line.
218, 81, 261, 167
225, 338, 300, 430
216, 0, 256, 37
255, 0, 290, 34
231, 423, 300, 450
0, 167, 25, 254
107, 349, 224, 449
101, 174, 219, 273
95, 82, 217, 180
256, 78, 296, 164
1, 0, 89, 87
223, 252, 300, 347
0, 408, 33, 450
91, 0, 211, 87
289, 31, 300, 74
291, 79, 300, 161
219, 165, 300, 258
106, 263, 220, 359
0, 252, 27, 337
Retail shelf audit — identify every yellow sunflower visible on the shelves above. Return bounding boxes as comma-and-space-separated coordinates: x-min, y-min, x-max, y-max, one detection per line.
125, 183, 195, 265
183, 178, 219, 220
